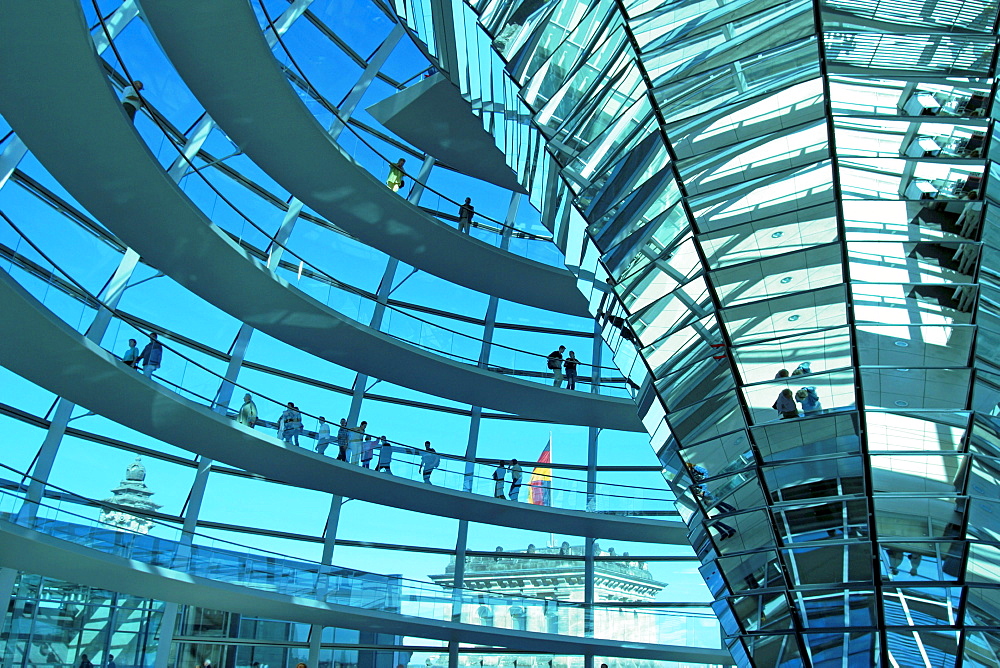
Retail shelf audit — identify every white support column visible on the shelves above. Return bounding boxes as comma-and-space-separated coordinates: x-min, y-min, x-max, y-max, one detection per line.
165, 117, 216, 182
329, 23, 405, 138
448, 194, 519, 668
23, 248, 141, 513
154, 602, 180, 668
166, 0, 313, 183
583, 321, 604, 668
347, 154, 435, 428
0, 136, 28, 191
212, 323, 255, 412
309, 155, 435, 668
155, 322, 254, 668
269, 22, 404, 273
93, 0, 140, 53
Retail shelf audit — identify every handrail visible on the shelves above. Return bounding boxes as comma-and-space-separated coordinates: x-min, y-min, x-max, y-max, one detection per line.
0, 463, 711, 623
255, 0, 545, 240
89, 5, 623, 384
2, 214, 675, 510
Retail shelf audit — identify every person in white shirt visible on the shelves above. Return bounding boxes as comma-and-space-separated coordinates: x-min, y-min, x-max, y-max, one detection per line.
121, 80, 144, 123
419, 441, 441, 484
508, 459, 523, 501
315, 416, 332, 454
121, 338, 140, 369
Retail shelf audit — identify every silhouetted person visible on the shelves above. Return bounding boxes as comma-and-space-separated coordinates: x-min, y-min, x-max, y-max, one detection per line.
458, 197, 474, 233
547, 345, 566, 387
420, 441, 440, 483
375, 436, 394, 473
337, 418, 351, 461
352, 420, 369, 463
279, 402, 302, 446
79, 655, 94, 668
361, 433, 377, 468
315, 416, 331, 454
564, 351, 579, 390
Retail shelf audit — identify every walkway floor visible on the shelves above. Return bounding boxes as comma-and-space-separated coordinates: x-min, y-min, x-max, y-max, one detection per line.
0, 1, 643, 432
0, 269, 683, 544
140, 0, 591, 317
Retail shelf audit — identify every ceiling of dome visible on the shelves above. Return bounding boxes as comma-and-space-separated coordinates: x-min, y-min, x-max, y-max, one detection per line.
366, 73, 529, 194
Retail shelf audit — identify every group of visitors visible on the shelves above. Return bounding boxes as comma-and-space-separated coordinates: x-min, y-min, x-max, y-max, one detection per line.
234, 395, 541, 497
546, 345, 580, 389
886, 548, 922, 577
315, 417, 358, 461
772, 363, 822, 419
120, 332, 163, 379
308, 419, 442, 483
234, 396, 449, 482
77, 654, 115, 668
491, 460, 523, 500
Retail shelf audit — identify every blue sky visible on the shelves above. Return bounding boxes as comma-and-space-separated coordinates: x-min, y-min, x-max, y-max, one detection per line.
0, 0, 714, 621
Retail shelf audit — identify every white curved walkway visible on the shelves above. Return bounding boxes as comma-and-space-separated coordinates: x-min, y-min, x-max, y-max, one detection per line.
0, 1, 642, 433
0, 269, 685, 544
138, 0, 590, 318
0, 520, 731, 664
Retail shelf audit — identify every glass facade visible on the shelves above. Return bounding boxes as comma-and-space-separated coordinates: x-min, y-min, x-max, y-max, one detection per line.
0, 1, 721, 668
3, 0, 996, 665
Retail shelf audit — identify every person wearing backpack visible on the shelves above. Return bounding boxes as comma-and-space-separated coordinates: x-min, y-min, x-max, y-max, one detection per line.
772, 388, 799, 419
547, 345, 566, 387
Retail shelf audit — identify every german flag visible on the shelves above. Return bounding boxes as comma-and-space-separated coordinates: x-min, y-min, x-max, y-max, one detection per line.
528, 439, 551, 506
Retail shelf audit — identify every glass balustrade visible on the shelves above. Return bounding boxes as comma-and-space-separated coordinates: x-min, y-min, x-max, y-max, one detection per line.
0, 485, 711, 647
0, 220, 672, 518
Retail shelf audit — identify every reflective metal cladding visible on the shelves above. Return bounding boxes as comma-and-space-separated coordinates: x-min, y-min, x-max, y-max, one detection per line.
395, 0, 1000, 664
